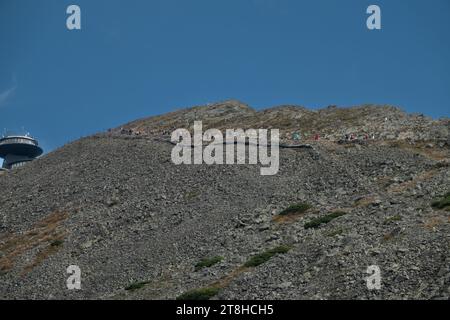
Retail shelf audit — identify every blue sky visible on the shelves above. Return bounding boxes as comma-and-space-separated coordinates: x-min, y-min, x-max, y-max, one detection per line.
0, 0, 449, 162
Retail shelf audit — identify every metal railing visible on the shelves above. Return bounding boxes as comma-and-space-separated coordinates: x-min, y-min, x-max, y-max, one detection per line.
0, 137, 38, 146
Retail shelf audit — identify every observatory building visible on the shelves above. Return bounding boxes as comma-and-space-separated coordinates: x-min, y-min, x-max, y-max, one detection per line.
0, 135, 43, 170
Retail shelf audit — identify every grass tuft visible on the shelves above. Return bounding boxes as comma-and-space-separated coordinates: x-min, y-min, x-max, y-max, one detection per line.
304, 211, 346, 229
195, 256, 223, 271
431, 192, 450, 210
125, 281, 150, 291
243, 245, 291, 268
383, 215, 402, 224
50, 239, 64, 247
279, 203, 311, 216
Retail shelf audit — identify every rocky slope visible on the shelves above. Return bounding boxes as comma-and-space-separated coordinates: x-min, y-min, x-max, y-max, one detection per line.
0, 100, 449, 299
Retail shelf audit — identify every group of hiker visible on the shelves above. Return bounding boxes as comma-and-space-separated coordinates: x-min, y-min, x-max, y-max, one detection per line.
115, 126, 378, 143
291, 132, 321, 141
343, 133, 375, 141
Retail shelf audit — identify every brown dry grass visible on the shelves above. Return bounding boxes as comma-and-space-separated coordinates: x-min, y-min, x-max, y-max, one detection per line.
376, 176, 394, 189
181, 249, 285, 296
272, 214, 301, 224
0, 211, 68, 275
382, 231, 398, 242
387, 169, 438, 194
385, 140, 449, 161
353, 196, 378, 208
211, 266, 249, 289
423, 216, 449, 230
272, 208, 317, 224
21, 240, 65, 275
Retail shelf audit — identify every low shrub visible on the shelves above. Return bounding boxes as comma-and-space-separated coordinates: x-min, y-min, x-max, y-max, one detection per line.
125, 281, 150, 291
279, 203, 311, 216
195, 256, 223, 271
244, 245, 291, 268
304, 211, 346, 229
431, 192, 450, 210
50, 239, 64, 247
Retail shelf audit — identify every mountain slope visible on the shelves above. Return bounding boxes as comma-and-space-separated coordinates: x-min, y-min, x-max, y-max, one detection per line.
0, 101, 449, 299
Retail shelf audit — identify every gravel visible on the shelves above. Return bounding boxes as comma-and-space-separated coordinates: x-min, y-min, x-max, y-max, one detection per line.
0, 101, 448, 300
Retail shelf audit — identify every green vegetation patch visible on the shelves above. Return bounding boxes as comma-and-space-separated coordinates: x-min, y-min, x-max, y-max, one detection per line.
431, 192, 450, 210
50, 239, 64, 247
244, 245, 291, 268
176, 287, 220, 300
185, 190, 200, 200
125, 280, 150, 291
194, 256, 224, 271
279, 203, 312, 216
304, 211, 346, 229
383, 215, 402, 224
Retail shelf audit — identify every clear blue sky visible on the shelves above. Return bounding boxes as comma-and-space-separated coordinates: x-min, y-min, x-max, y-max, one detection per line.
1, 0, 449, 159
